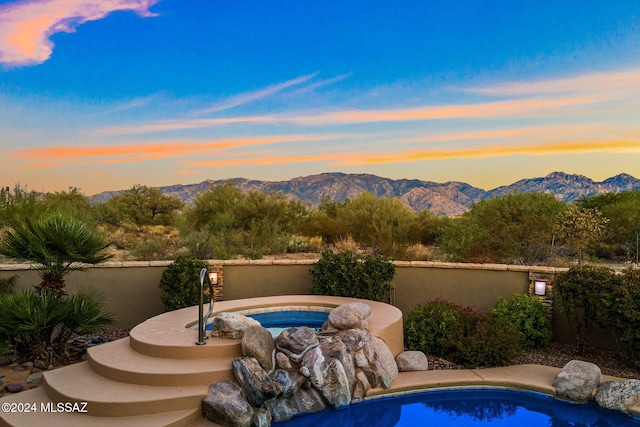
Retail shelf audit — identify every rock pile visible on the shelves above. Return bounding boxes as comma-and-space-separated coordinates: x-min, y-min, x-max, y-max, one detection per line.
202, 302, 423, 427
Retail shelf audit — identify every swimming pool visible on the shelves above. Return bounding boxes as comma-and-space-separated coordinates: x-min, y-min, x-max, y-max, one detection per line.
272, 388, 640, 426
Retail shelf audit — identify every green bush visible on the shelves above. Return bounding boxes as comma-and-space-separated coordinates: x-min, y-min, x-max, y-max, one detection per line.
492, 293, 551, 349
404, 299, 523, 368
601, 267, 640, 367
159, 255, 208, 311
554, 265, 620, 347
309, 249, 395, 302
0, 275, 16, 297
0, 288, 114, 363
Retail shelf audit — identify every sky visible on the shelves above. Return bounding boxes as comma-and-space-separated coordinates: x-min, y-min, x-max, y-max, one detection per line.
1, 0, 640, 195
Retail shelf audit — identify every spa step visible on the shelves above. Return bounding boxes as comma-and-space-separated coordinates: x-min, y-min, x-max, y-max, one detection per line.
88, 338, 234, 386
128, 318, 242, 360
43, 362, 208, 417
0, 387, 202, 427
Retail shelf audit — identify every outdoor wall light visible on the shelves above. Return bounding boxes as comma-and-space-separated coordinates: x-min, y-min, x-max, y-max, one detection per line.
209, 272, 218, 285
534, 280, 547, 296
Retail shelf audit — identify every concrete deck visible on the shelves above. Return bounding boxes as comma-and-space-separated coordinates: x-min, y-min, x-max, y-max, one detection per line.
1, 295, 638, 426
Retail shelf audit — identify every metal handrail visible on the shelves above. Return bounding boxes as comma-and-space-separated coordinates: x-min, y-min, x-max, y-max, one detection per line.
196, 267, 214, 345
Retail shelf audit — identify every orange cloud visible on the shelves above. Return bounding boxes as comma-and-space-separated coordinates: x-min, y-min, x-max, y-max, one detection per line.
101, 95, 601, 135
0, 0, 159, 65
12, 135, 329, 163
350, 140, 640, 165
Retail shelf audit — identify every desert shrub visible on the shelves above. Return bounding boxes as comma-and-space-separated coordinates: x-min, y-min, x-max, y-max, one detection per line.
554, 265, 620, 348
287, 235, 310, 253
404, 299, 473, 357
451, 315, 524, 368
309, 249, 394, 302
131, 235, 172, 261
159, 255, 208, 311
492, 293, 551, 349
0, 275, 16, 297
0, 288, 113, 363
599, 267, 640, 367
405, 299, 523, 368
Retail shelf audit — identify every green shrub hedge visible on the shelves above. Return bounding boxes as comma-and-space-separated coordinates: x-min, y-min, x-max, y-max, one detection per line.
404, 299, 522, 368
492, 293, 551, 349
310, 249, 395, 302
159, 255, 208, 311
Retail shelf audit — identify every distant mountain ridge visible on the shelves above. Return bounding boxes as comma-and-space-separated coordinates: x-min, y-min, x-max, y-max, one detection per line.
90, 172, 640, 216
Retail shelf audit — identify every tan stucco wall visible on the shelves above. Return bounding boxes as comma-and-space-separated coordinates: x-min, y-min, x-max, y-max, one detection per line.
0, 260, 568, 339
393, 265, 529, 317
0, 263, 167, 328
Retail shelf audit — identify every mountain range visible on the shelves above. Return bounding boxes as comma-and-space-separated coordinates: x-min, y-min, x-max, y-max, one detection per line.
91, 172, 640, 216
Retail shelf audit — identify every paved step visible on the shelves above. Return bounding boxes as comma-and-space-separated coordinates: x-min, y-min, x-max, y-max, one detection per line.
43, 362, 208, 417
88, 338, 234, 386
0, 387, 203, 427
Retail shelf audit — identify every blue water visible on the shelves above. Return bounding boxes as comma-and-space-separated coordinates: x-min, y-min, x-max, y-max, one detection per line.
273, 388, 640, 426
205, 310, 329, 335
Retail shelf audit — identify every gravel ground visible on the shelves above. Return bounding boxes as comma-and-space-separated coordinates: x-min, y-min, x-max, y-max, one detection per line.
428, 342, 640, 380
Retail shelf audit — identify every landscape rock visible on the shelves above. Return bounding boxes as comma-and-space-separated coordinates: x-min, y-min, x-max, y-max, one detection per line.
274, 327, 319, 363
208, 312, 261, 339
594, 379, 640, 414
232, 357, 283, 407
396, 351, 429, 372
320, 358, 351, 408
201, 381, 254, 427
364, 335, 399, 389
33, 360, 47, 370
26, 373, 43, 385
271, 369, 306, 396
0, 357, 11, 367
266, 386, 327, 423
328, 302, 371, 330
242, 325, 275, 372
4, 383, 23, 393
553, 360, 602, 403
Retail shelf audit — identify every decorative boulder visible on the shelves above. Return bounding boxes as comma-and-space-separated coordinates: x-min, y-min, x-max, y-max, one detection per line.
202, 381, 254, 427
396, 351, 429, 372
232, 357, 283, 407
595, 379, 640, 414
321, 358, 352, 408
328, 302, 371, 330
363, 335, 399, 389
242, 325, 275, 372
553, 360, 602, 403
275, 327, 319, 363
266, 386, 327, 423
208, 312, 261, 339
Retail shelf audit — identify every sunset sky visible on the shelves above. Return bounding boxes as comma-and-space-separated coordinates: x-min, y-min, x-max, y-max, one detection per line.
2, 0, 640, 195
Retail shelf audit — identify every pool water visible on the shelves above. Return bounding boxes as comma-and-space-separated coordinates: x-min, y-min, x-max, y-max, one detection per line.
204, 310, 329, 336
247, 310, 329, 336
273, 388, 640, 427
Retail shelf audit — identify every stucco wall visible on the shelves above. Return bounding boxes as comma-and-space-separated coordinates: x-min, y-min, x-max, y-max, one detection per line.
0, 260, 568, 339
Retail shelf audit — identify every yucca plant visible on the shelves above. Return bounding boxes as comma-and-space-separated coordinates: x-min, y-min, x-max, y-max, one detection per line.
0, 288, 114, 363
0, 215, 113, 294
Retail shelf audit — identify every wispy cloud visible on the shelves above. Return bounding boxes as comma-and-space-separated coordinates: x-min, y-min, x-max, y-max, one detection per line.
0, 0, 159, 66
465, 67, 640, 97
194, 73, 319, 115
99, 94, 601, 135
10, 134, 332, 164
350, 140, 640, 165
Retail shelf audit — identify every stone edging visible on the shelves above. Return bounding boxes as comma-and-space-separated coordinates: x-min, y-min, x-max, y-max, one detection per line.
0, 259, 569, 274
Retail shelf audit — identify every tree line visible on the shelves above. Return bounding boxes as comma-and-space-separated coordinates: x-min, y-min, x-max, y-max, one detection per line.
2, 182, 640, 265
